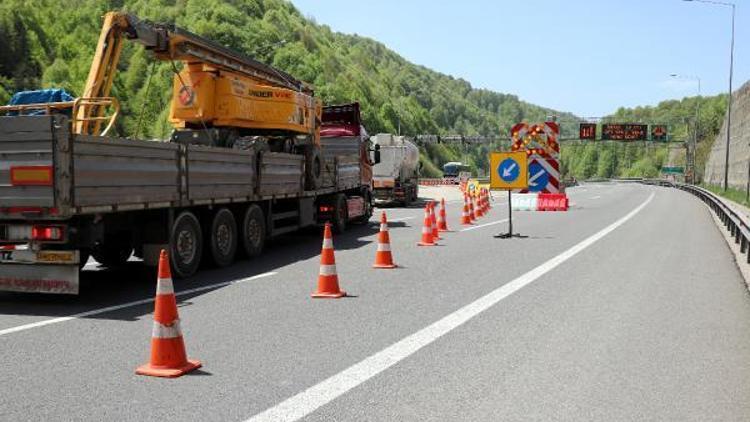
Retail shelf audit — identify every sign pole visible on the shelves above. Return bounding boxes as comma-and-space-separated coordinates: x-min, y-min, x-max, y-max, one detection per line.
507, 190, 513, 237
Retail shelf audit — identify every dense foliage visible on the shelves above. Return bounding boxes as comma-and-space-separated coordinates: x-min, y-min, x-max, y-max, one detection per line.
561, 94, 727, 181
0, 0, 575, 144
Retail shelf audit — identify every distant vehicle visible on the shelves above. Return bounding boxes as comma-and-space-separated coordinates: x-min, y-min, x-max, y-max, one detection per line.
443, 162, 471, 183
371, 133, 420, 206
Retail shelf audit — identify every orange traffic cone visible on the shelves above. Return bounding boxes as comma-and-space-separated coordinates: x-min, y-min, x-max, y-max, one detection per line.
475, 191, 485, 218
312, 223, 346, 298
438, 198, 451, 232
469, 194, 477, 221
480, 189, 487, 214
136, 250, 201, 378
373, 212, 397, 269
418, 205, 437, 246
461, 195, 473, 225
429, 201, 441, 240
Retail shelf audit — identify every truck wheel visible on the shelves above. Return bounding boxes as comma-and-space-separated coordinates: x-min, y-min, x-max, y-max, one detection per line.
78, 248, 91, 270
403, 189, 412, 207
170, 211, 202, 278
91, 231, 132, 267
206, 208, 237, 268
331, 193, 348, 234
91, 243, 133, 268
304, 146, 323, 190
355, 191, 373, 224
241, 204, 266, 258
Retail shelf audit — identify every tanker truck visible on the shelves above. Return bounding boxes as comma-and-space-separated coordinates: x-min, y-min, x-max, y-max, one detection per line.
371, 133, 420, 206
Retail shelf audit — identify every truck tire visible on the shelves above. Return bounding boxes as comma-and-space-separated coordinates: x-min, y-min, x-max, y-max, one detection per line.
78, 248, 91, 270
304, 146, 323, 190
91, 231, 133, 268
205, 208, 237, 268
170, 211, 202, 278
331, 193, 348, 234
241, 204, 266, 258
355, 191, 373, 224
91, 243, 133, 268
402, 188, 412, 207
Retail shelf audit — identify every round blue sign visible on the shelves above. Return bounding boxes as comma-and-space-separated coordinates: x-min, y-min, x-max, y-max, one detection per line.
497, 158, 520, 182
527, 162, 549, 192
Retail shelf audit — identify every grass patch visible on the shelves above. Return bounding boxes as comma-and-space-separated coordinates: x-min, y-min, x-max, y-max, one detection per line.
701, 183, 750, 208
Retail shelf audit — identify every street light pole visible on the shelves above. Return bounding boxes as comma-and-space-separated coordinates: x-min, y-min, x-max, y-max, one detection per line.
670, 74, 701, 183
683, 0, 735, 191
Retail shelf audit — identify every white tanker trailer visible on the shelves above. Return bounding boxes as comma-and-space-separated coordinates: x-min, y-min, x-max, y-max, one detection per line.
371, 133, 420, 206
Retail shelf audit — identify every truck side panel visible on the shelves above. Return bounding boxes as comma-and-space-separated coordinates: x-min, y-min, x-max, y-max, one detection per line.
0, 116, 56, 208
258, 152, 303, 196
336, 155, 361, 190
186, 145, 254, 202
73, 136, 180, 208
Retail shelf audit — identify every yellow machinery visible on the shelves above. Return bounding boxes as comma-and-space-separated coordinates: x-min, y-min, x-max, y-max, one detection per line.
79, 11, 321, 140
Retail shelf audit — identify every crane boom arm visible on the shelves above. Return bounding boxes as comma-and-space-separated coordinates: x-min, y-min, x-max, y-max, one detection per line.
77, 11, 311, 135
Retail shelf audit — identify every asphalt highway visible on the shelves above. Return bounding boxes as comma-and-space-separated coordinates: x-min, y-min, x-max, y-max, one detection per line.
1, 182, 749, 421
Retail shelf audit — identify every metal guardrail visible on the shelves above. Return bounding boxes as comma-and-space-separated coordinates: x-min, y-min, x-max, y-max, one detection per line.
641, 179, 750, 264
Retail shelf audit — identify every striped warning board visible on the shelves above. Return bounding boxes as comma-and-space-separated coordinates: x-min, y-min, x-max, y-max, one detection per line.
509, 121, 561, 194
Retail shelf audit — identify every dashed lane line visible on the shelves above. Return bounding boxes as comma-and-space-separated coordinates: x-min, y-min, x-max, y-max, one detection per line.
460, 219, 509, 232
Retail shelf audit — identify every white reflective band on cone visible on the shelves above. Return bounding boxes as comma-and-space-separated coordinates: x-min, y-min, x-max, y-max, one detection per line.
319, 264, 337, 276
422, 226, 431, 234
377, 243, 391, 252
380, 224, 388, 232
152, 319, 182, 339
156, 278, 175, 295
322, 238, 333, 249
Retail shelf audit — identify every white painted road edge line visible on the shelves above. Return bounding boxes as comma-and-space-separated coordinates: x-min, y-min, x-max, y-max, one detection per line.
460, 219, 509, 232
244, 191, 655, 422
0, 272, 277, 337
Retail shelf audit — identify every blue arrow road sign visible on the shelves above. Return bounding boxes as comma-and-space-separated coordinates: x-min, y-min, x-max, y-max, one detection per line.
498, 158, 520, 182
527, 162, 549, 192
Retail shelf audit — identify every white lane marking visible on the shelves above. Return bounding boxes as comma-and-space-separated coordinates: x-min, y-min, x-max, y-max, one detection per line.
460, 219, 509, 232
388, 216, 415, 222
590, 196, 601, 199
0, 272, 277, 337
245, 192, 656, 422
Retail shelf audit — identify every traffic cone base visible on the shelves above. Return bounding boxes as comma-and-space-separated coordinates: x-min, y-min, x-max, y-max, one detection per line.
373, 262, 397, 269
312, 290, 346, 298
136, 358, 202, 378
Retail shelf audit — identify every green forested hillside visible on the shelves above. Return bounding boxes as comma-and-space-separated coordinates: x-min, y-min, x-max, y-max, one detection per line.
561, 94, 727, 181
0, 0, 577, 152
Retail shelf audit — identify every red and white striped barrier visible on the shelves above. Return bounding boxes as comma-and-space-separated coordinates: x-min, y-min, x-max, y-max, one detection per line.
511, 193, 568, 211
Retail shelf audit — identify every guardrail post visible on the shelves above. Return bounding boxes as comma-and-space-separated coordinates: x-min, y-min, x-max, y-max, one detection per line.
741, 237, 747, 254
735, 225, 741, 244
